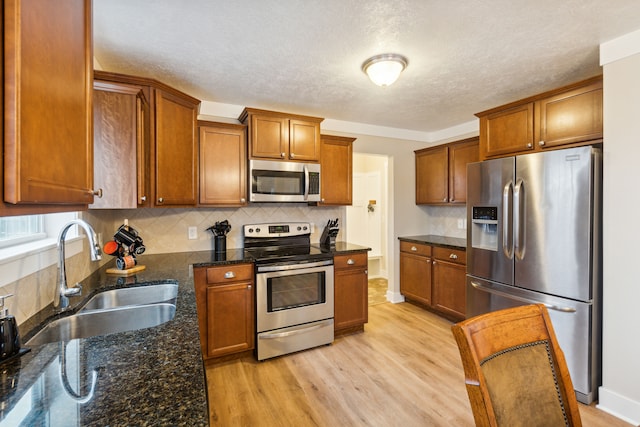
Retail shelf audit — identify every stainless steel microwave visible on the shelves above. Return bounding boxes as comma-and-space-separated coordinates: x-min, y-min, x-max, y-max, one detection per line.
249, 159, 321, 202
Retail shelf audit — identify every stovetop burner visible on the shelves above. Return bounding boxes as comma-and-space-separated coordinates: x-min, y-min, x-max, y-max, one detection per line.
243, 222, 333, 265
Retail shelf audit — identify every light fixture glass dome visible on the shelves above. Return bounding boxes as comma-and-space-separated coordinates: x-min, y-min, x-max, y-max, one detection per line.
362, 53, 408, 87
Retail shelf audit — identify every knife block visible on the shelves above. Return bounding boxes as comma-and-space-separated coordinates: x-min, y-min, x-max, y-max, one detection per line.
320, 225, 338, 248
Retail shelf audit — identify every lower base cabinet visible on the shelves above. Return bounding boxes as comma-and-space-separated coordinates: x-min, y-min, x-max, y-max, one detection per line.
400, 241, 466, 321
194, 263, 255, 360
334, 252, 368, 335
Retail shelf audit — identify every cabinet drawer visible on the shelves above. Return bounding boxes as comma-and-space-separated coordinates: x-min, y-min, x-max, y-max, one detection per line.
400, 241, 431, 257
334, 252, 368, 270
205, 263, 254, 284
433, 247, 466, 265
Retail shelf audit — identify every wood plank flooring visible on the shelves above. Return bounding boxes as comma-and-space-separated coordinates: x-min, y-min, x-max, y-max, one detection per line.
205, 302, 633, 427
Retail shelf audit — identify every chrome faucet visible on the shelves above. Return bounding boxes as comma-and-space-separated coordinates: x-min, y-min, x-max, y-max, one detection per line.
56, 219, 102, 309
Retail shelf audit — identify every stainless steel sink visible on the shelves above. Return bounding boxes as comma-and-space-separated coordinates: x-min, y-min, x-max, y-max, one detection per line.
26, 303, 176, 346
79, 283, 178, 311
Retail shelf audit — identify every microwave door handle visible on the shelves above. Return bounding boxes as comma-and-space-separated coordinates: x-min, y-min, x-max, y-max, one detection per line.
303, 164, 310, 201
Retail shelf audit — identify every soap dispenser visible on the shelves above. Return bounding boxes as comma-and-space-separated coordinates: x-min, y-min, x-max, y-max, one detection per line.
0, 294, 20, 362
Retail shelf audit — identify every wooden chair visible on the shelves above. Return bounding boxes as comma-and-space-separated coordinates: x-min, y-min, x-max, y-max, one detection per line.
451, 304, 582, 427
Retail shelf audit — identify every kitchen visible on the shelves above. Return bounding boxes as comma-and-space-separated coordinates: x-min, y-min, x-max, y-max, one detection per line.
1, 0, 640, 425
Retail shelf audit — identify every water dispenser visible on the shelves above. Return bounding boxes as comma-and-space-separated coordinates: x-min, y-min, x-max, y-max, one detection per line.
471, 206, 498, 251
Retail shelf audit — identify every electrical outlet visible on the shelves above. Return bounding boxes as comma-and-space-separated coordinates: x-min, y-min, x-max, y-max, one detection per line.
457, 219, 464, 229
188, 226, 197, 240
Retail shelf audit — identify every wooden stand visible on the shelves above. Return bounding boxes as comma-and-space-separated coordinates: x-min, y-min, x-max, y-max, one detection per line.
105, 265, 146, 276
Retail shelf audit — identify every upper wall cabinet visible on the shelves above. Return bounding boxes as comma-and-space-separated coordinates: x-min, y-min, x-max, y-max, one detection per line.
238, 108, 323, 162
415, 137, 479, 205
319, 135, 355, 206
90, 71, 200, 209
3, 0, 94, 206
198, 121, 248, 206
91, 79, 150, 209
476, 76, 602, 160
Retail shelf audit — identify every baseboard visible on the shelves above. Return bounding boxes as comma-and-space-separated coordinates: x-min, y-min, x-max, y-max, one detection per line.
597, 386, 640, 426
386, 290, 405, 303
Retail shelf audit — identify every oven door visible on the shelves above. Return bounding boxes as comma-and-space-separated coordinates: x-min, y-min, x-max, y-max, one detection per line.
256, 260, 334, 333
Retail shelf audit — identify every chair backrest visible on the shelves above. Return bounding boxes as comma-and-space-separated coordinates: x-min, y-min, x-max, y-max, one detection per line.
451, 304, 582, 427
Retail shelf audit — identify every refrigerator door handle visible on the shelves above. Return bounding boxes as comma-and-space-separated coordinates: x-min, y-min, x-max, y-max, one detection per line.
470, 281, 577, 313
502, 180, 514, 259
514, 178, 526, 260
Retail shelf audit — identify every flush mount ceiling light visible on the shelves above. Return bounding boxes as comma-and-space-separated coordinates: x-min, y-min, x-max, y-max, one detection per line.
362, 53, 408, 87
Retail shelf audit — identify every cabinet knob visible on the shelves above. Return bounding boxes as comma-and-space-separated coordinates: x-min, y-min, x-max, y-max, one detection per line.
158, 197, 164, 203
224, 271, 236, 279
247, 285, 252, 289
527, 143, 533, 148
140, 195, 147, 202
240, 197, 246, 203
443, 198, 448, 202
364, 270, 368, 275
281, 152, 286, 158
411, 246, 417, 251
347, 259, 355, 265
91, 188, 103, 198
433, 261, 436, 265
539, 140, 546, 147
290, 153, 295, 159
449, 253, 458, 260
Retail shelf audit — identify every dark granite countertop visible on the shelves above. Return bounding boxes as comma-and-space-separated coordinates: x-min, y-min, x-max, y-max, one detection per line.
312, 241, 371, 254
1, 251, 226, 427
398, 235, 467, 250
1, 244, 371, 425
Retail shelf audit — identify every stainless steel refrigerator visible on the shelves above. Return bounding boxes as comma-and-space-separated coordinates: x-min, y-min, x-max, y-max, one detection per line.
466, 145, 602, 404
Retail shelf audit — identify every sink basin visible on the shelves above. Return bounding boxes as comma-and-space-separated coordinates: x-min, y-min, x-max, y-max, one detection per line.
80, 283, 178, 311
26, 303, 176, 346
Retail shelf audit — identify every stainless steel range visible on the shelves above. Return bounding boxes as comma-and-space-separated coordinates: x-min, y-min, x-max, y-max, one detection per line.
244, 222, 334, 361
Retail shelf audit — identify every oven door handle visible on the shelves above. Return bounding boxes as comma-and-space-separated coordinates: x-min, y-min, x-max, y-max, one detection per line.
259, 320, 333, 339
256, 259, 333, 272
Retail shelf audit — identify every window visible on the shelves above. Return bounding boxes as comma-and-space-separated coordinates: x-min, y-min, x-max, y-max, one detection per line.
0, 215, 46, 248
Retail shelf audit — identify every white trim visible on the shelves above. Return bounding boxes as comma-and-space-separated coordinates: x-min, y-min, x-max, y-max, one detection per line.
0, 237, 83, 288
597, 387, 640, 426
600, 28, 640, 66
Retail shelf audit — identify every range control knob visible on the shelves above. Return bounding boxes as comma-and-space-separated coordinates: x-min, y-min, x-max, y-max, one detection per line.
255, 228, 261, 233
247, 228, 254, 234
297, 226, 302, 231
303, 226, 308, 231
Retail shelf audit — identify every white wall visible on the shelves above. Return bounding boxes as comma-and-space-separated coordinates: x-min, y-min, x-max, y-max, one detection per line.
598, 30, 640, 424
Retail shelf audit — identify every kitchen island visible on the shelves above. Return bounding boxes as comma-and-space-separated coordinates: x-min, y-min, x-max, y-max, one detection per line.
2, 251, 249, 426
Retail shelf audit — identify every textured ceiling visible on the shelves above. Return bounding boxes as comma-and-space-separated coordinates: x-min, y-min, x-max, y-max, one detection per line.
93, 1, 640, 136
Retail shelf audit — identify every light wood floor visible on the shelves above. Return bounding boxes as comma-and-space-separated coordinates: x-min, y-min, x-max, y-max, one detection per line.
205, 302, 632, 426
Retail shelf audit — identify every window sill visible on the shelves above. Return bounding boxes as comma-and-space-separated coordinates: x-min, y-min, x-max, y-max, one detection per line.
0, 236, 83, 288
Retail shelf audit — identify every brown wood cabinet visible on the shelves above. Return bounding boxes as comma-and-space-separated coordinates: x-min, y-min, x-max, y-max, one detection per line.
194, 264, 255, 360
477, 76, 602, 160
432, 246, 467, 320
91, 79, 150, 208
198, 121, 247, 206
334, 252, 369, 336
3, 0, 94, 209
319, 135, 355, 205
399, 241, 432, 306
239, 108, 323, 161
415, 137, 479, 205
89, 71, 200, 208
400, 240, 467, 321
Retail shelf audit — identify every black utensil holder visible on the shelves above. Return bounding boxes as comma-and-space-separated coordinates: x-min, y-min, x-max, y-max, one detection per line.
214, 235, 226, 253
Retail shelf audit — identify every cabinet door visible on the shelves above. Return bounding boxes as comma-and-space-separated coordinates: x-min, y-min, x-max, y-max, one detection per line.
415, 146, 448, 204
481, 103, 534, 159
400, 252, 432, 305
320, 135, 354, 205
289, 119, 321, 161
154, 89, 198, 206
448, 138, 479, 204
334, 266, 368, 330
537, 81, 603, 150
250, 114, 289, 159
4, 0, 93, 205
199, 124, 247, 206
432, 259, 466, 320
206, 281, 254, 358
91, 81, 147, 209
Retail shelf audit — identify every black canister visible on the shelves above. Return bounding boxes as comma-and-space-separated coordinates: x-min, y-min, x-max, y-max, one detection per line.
0, 295, 20, 362
214, 235, 227, 253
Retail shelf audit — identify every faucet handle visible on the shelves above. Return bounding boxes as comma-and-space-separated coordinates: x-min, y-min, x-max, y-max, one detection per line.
62, 284, 82, 297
